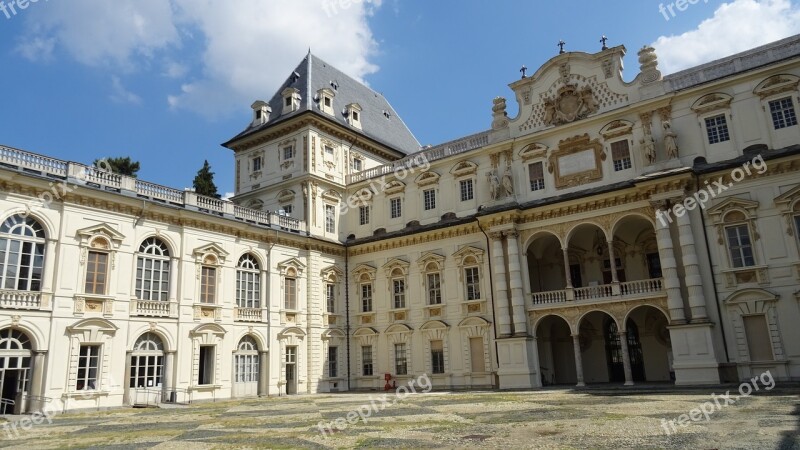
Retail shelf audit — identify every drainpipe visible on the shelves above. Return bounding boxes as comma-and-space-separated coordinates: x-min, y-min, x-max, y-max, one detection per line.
475, 219, 500, 386
345, 248, 351, 391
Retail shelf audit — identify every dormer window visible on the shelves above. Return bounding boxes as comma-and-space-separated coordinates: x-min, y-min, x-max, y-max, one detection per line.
345, 103, 362, 130
281, 88, 301, 115
251, 100, 270, 126
317, 88, 335, 116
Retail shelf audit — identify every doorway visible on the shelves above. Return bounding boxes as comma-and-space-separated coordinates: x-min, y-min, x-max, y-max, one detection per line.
285, 346, 297, 395
0, 329, 32, 414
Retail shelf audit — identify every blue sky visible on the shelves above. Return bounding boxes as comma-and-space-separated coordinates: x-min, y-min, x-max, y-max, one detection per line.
1, 0, 798, 195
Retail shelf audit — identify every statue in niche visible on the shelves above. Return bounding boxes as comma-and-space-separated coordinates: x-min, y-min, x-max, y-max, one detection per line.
502, 168, 514, 196
663, 121, 679, 160
641, 125, 657, 165
488, 172, 501, 200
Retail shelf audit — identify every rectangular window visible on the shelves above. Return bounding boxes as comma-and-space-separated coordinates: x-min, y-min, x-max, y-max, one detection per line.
394, 343, 408, 375
528, 162, 545, 192
431, 340, 445, 374
285, 97, 292, 107
743, 315, 774, 361
423, 189, 436, 211
465, 267, 481, 301
427, 273, 442, 305
198, 346, 215, 385
611, 140, 633, 171
352, 158, 363, 172
283, 146, 294, 160
281, 204, 293, 215
324, 145, 334, 156
569, 264, 583, 288
390, 198, 402, 219
328, 346, 338, 378
460, 179, 474, 202
769, 97, 798, 130
726, 224, 755, 268
361, 283, 373, 312
393, 279, 406, 309
469, 337, 485, 373
359, 206, 370, 225
252, 156, 262, 172
200, 266, 216, 304
76, 345, 100, 390
361, 345, 373, 376
84, 251, 108, 295
705, 115, 730, 144
326, 283, 335, 313
325, 204, 336, 233
324, 97, 331, 108
646, 252, 663, 279
284, 277, 297, 310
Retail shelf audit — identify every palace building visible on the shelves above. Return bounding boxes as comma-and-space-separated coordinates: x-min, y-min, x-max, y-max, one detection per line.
1, 34, 800, 414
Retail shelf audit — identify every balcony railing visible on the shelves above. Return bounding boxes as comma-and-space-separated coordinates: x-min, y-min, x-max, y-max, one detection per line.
530, 278, 665, 306
131, 299, 178, 318
0, 145, 307, 234
0, 290, 46, 310
347, 130, 490, 184
234, 307, 264, 322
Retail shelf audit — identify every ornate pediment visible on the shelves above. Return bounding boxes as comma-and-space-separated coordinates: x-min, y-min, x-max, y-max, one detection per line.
417, 251, 446, 271
383, 258, 410, 276
542, 84, 599, 127
599, 120, 635, 140
76, 223, 125, 246
322, 189, 341, 203
352, 264, 377, 281
320, 265, 344, 282
754, 74, 799, 98
450, 160, 478, 177
277, 257, 306, 275
707, 197, 760, 219
193, 243, 228, 264
452, 246, 485, 266
691, 93, 733, 114
518, 143, 549, 161
415, 171, 440, 187
276, 189, 295, 203
774, 185, 800, 235
384, 180, 406, 195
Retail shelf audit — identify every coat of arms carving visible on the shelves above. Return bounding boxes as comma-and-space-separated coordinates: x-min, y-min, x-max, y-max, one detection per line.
542, 84, 599, 127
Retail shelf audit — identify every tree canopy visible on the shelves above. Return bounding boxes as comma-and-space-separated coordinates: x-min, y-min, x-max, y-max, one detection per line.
193, 160, 220, 199
94, 156, 141, 178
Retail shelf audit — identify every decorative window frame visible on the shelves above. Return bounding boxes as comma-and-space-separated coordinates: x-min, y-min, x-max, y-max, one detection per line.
417, 252, 446, 316
600, 120, 636, 173
321, 329, 346, 380
321, 265, 344, 324
755, 75, 800, 146
279, 137, 297, 170
64, 318, 118, 398
385, 323, 413, 377
277, 327, 306, 392
278, 258, 305, 317
547, 134, 606, 189
320, 138, 338, 171
774, 185, 800, 279
251, 100, 270, 126
707, 198, 768, 287
691, 93, 735, 149
189, 323, 226, 390
192, 243, 227, 321
453, 246, 486, 313
450, 160, 478, 177
383, 258, 410, 316
420, 320, 450, 377
415, 171, 440, 187
249, 149, 265, 179
75, 224, 124, 316
276, 189, 296, 206
458, 317, 492, 374
353, 327, 378, 379
352, 264, 377, 321
725, 289, 785, 364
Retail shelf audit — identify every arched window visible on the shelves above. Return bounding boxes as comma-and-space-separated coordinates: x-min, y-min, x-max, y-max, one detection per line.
235, 336, 260, 385
236, 254, 261, 309
0, 215, 46, 292
136, 238, 171, 301
129, 332, 164, 389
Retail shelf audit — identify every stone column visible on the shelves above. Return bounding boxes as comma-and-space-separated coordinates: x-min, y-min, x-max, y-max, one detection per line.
29, 351, 46, 412
259, 351, 269, 396
562, 248, 573, 288
164, 351, 175, 402
676, 211, 708, 321
607, 240, 621, 295
572, 334, 585, 387
42, 239, 58, 293
618, 331, 634, 386
505, 231, 528, 336
654, 209, 686, 323
169, 258, 180, 302
491, 233, 512, 337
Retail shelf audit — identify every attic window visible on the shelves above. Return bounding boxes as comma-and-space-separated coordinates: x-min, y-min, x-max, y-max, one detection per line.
352, 111, 359, 121
251, 101, 270, 125
324, 97, 331, 107
318, 88, 335, 116
281, 88, 301, 115
330, 81, 339, 90
285, 97, 292, 107
345, 103, 362, 130
383, 110, 391, 119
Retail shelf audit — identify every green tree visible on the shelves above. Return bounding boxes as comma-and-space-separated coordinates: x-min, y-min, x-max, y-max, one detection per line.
94, 156, 141, 178
193, 160, 220, 198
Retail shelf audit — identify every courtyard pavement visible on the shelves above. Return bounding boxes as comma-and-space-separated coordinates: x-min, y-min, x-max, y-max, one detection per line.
0, 385, 798, 449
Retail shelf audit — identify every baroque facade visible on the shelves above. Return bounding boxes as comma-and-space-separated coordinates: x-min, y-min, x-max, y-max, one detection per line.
1, 35, 800, 413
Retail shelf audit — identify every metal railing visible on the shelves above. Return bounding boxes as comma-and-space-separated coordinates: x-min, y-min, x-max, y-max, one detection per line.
131, 387, 193, 407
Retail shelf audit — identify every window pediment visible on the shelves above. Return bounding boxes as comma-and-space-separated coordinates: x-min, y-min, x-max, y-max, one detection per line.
450, 160, 478, 177
76, 224, 125, 248
724, 288, 779, 305
193, 243, 228, 264
353, 327, 378, 337
518, 143, 549, 161
277, 189, 296, 203
321, 265, 343, 282
691, 93, 733, 114
352, 264, 377, 281
417, 252, 445, 272
383, 258, 410, 277
599, 120, 634, 140
322, 189, 341, 203
384, 180, 406, 194
67, 318, 118, 335
707, 197, 760, 221
775, 185, 800, 236
278, 257, 306, 276
415, 171, 440, 187
452, 246, 485, 266
754, 74, 799, 98
385, 323, 413, 334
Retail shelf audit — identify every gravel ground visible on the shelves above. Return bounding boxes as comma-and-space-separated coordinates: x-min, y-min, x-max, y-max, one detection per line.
0, 385, 797, 449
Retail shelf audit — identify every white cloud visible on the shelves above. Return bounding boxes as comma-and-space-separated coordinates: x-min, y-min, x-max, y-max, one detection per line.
654, 0, 800, 74
110, 76, 143, 105
16, 0, 382, 117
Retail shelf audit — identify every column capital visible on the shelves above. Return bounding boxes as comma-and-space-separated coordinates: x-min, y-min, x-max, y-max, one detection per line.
504, 230, 519, 239
489, 231, 505, 241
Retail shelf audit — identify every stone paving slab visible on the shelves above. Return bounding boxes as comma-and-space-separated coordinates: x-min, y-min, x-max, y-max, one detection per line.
0, 386, 797, 449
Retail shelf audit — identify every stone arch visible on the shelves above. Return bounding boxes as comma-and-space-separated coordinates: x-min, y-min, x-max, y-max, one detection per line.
0, 320, 45, 352
129, 325, 175, 352
532, 313, 572, 336
611, 212, 656, 237
234, 331, 268, 352
522, 229, 565, 253
565, 220, 610, 244
0, 210, 55, 241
